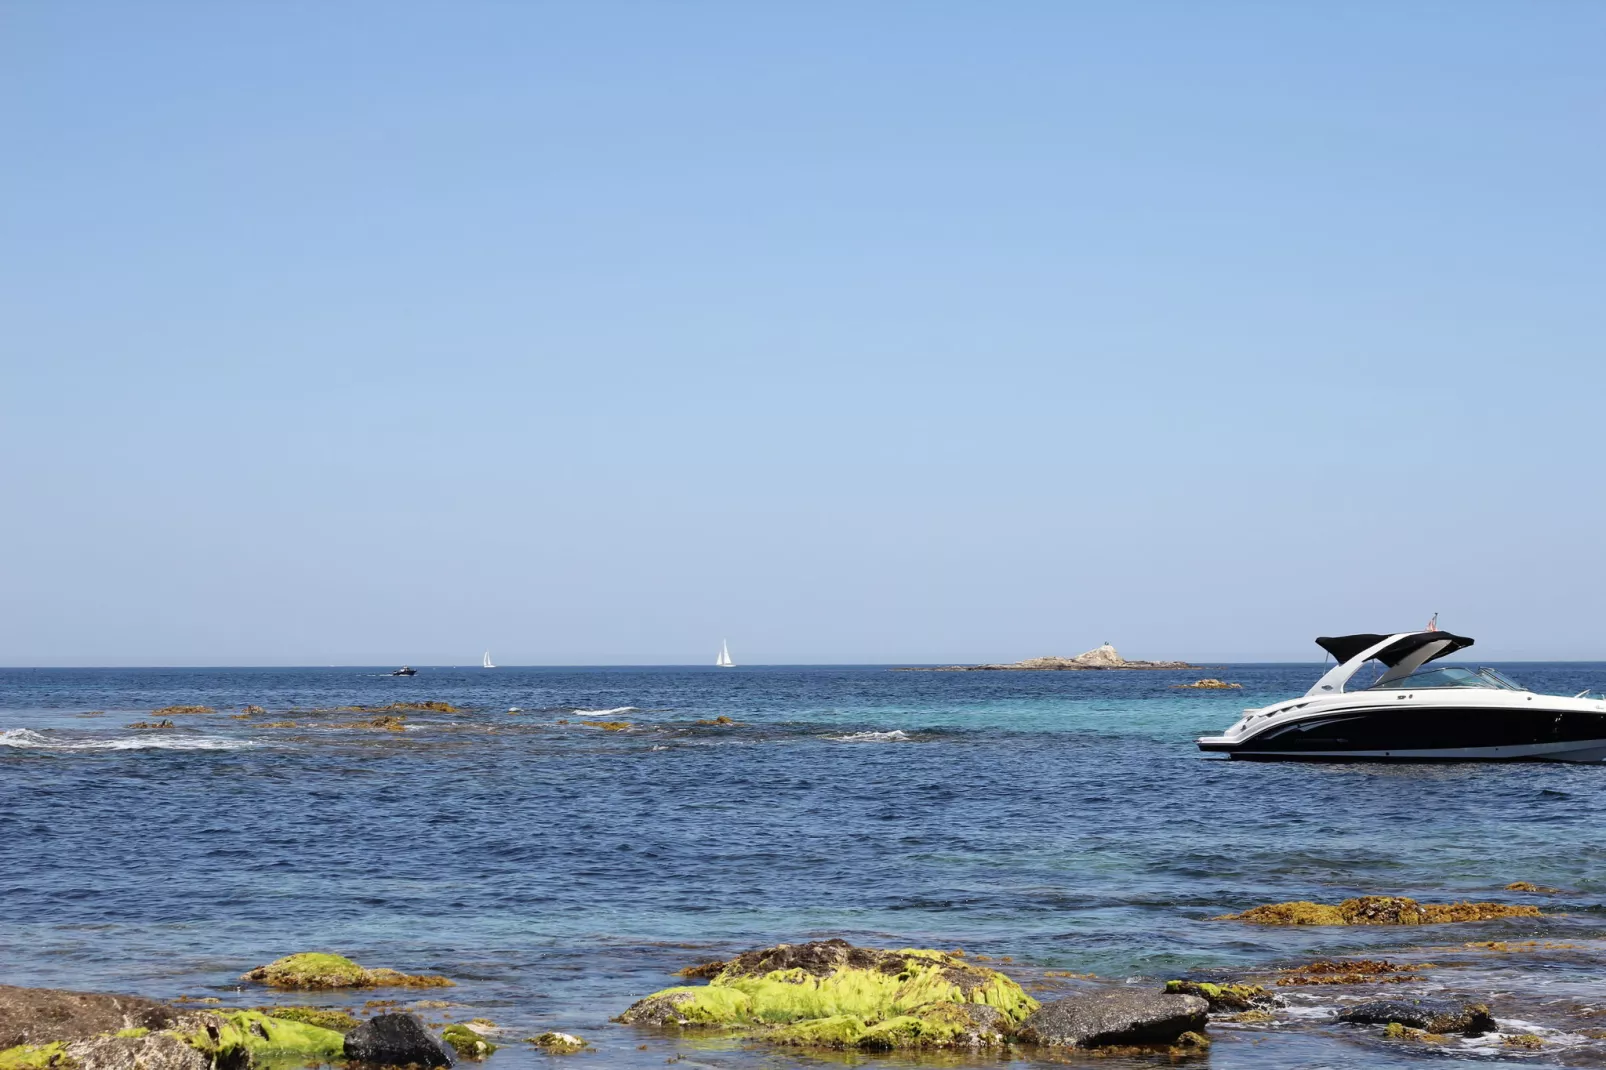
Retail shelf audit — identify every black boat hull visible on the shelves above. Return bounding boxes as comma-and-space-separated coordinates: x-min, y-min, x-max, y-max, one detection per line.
1200, 704, 1606, 763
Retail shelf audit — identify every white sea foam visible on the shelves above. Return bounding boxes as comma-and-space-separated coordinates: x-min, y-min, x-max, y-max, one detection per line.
0, 728, 254, 752
829, 730, 911, 743
570, 707, 638, 717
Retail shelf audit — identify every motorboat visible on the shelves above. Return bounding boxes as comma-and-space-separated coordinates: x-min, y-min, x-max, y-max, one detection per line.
390, 666, 417, 677
1197, 629, 1606, 762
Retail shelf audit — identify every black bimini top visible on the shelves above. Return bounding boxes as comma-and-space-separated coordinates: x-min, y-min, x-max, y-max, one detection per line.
1316, 631, 1475, 666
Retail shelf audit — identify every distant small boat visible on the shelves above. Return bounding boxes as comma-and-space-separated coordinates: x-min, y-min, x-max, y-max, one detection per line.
716, 640, 735, 668
390, 666, 417, 677
483, 651, 495, 669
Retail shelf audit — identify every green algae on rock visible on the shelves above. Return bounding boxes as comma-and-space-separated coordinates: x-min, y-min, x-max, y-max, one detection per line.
616, 939, 1037, 1050
181, 1010, 347, 1063
241, 954, 453, 990
1217, 895, 1542, 926
1163, 981, 1274, 1011
527, 1032, 586, 1053
441, 1025, 497, 1059
0, 1042, 71, 1070
254, 1007, 358, 1033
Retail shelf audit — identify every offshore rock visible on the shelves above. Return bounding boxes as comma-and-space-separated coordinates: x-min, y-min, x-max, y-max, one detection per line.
1015, 990, 1209, 1048
900, 644, 1195, 672
615, 939, 1036, 1050
1173, 679, 1242, 689
0, 985, 176, 1049
241, 953, 452, 990
344, 1013, 453, 1067
1218, 895, 1542, 926
1339, 998, 1497, 1036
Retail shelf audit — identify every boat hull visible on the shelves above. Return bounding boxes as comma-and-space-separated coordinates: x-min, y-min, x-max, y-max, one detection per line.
1199, 704, 1606, 763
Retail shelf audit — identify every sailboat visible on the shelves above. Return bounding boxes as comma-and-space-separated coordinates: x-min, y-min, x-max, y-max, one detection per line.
715, 640, 735, 668
482, 651, 495, 669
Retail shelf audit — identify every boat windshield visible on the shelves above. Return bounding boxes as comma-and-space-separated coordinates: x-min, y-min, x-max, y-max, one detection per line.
1368, 666, 1528, 691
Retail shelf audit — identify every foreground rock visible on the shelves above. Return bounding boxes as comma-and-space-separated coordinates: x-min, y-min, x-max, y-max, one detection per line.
1218, 895, 1542, 925
0, 1002, 347, 1070
241, 953, 453, 989
0, 985, 175, 1049
616, 940, 1036, 1050
1339, 998, 1497, 1036
344, 1013, 453, 1067
898, 644, 1196, 672
1015, 990, 1209, 1048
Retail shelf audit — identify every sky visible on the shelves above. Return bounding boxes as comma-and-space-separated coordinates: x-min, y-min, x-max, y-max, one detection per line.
3, 2, 1604, 665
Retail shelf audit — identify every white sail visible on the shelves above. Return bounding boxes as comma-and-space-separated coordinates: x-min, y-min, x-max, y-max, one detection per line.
483, 651, 495, 669
716, 640, 734, 667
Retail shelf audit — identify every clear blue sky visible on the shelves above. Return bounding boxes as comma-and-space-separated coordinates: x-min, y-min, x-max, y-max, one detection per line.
3, 2, 1603, 665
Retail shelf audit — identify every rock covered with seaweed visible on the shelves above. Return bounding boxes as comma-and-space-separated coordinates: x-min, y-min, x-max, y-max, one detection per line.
241, 953, 453, 990
616, 939, 1037, 1050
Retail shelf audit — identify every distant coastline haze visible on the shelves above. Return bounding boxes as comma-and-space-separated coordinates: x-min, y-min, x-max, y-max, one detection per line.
3, 3, 1603, 665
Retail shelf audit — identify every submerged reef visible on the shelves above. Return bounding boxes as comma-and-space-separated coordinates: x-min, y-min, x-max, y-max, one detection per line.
1218, 895, 1542, 926
1276, 960, 1428, 986
150, 706, 214, 716
616, 939, 1037, 1050
241, 953, 453, 990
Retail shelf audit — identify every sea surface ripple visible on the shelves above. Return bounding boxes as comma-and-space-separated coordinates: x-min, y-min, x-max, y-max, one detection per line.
4, 663, 1605, 1068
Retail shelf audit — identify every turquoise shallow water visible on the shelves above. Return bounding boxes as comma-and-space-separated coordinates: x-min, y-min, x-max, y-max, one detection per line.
4, 663, 1606, 1067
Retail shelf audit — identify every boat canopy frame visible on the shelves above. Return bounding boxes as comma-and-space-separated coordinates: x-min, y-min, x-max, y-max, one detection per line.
1305, 630, 1476, 697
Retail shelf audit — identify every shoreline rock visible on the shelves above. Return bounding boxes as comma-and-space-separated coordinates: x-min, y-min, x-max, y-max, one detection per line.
616, 939, 1037, 1050
1015, 990, 1209, 1048
1338, 997, 1497, 1036
344, 1013, 452, 1067
896, 644, 1196, 672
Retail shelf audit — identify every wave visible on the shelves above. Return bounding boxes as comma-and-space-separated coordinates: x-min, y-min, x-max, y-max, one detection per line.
828, 730, 911, 743
570, 707, 638, 717
0, 728, 254, 752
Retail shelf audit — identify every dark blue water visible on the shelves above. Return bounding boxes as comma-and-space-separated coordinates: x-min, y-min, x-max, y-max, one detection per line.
5, 664, 1606, 1067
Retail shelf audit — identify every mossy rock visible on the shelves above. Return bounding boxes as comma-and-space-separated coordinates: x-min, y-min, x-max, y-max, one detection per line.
241, 953, 453, 990
1163, 981, 1274, 1011
441, 1025, 497, 1059
180, 1010, 347, 1063
256, 1007, 359, 1033
616, 939, 1035, 1050
527, 1032, 585, 1053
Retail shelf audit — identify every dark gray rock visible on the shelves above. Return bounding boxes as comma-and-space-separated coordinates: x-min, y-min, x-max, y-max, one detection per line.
1015, 990, 1209, 1047
344, 1013, 454, 1067
1338, 998, 1496, 1036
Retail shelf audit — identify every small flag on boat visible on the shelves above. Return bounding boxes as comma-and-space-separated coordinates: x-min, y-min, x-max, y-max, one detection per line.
1426, 613, 1439, 631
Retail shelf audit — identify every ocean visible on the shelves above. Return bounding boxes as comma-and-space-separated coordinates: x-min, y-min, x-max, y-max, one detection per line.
4, 663, 1605, 1068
